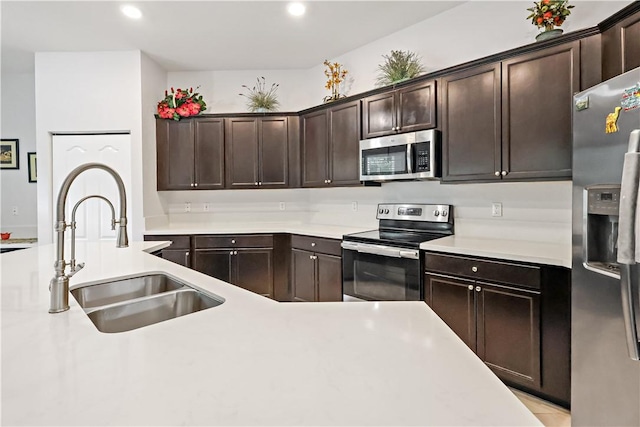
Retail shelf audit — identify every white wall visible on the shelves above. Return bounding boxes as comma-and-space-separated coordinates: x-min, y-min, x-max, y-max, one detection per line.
34, 51, 145, 243
141, 52, 169, 228
0, 72, 37, 238
169, 1, 633, 110
167, 69, 313, 113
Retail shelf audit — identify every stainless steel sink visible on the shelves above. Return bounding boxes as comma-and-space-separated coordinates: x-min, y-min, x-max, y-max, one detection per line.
71, 274, 185, 308
70, 274, 224, 333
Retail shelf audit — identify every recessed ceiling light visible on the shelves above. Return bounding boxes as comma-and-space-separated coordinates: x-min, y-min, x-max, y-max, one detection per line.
121, 5, 142, 19
287, 2, 306, 17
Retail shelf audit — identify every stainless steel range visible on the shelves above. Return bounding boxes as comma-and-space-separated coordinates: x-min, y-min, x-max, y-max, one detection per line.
341, 203, 453, 301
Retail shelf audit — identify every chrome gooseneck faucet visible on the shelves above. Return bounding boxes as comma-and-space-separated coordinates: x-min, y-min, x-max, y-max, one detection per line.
49, 163, 129, 313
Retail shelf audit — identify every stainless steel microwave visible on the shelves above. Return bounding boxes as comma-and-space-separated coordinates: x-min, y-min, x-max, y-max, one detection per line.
359, 130, 441, 182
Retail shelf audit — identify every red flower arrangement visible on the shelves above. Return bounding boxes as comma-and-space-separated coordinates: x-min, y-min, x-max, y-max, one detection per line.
156, 87, 207, 120
527, 0, 574, 31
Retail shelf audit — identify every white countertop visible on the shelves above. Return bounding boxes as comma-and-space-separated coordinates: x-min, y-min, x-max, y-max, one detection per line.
145, 222, 371, 240
147, 222, 571, 268
421, 236, 571, 268
1, 242, 541, 426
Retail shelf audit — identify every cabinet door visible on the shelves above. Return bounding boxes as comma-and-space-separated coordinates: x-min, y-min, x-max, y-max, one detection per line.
501, 42, 578, 180
193, 249, 232, 282
476, 281, 541, 389
602, 10, 640, 80
291, 248, 316, 302
234, 249, 274, 298
301, 110, 329, 187
161, 249, 191, 268
156, 119, 194, 190
194, 118, 225, 189
259, 117, 288, 188
424, 273, 476, 350
362, 91, 396, 138
316, 253, 342, 302
397, 80, 436, 133
329, 100, 361, 186
225, 118, 259, 188
440, 64, 502, 182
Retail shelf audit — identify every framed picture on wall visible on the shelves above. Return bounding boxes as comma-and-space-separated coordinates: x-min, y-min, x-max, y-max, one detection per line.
0, 139, 19, 169
27, 152, 37, 183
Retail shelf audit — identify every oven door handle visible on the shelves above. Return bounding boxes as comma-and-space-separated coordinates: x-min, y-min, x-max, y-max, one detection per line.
341, 241, 419, 259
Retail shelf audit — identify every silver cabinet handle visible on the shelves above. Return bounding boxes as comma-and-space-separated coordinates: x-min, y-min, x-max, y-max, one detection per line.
258, 182, 262, 186
190, 183, 194, 187
194, 183, 198, 187
472, 266, 478, 272
231, 239, 236, 244
467, 285, 474, 291
397, 126, 401, 131
185, 251, 190, 265
327, 179, 331, 183
311, 242, 316, 247
255, 182, 258, 185
494, 171, 500, 177
501, 171, 507, 176
229, 250, 234, 255
475, 286, 481, 292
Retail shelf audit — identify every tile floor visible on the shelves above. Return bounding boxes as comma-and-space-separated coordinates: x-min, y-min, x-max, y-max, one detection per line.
511, 388, 571, 427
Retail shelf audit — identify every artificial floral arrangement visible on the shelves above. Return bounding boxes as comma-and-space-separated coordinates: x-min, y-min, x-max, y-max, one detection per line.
239, 77, 280, 112
156, 87, 207, 121
526, 0, 574, 31
375, 50, 425, 87
323, 60, 349, 103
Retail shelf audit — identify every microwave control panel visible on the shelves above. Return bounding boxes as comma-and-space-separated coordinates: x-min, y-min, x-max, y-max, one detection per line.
414, 142, 431, 172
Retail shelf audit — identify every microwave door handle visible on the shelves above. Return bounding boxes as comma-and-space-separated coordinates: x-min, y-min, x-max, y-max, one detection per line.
406, 144, 413, 174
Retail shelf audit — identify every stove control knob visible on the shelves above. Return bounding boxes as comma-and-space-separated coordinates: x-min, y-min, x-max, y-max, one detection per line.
441, 210, 448, 217
384, 209, 390, 214
378, 209, 384, 214
433, 210, 440, 217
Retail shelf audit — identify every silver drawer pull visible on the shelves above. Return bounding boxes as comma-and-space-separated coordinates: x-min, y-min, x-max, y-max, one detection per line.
467, 285, 474, 291
472, 266, 478, 273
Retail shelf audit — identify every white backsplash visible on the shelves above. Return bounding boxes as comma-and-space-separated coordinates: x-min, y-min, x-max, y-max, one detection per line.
153, 180, 572, 244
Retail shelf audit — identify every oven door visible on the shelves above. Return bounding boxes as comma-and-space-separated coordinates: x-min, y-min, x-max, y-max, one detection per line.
341, 241, 421, 301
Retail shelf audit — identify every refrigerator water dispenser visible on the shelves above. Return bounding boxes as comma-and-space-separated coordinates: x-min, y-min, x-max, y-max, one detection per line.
584, 184, 621, 276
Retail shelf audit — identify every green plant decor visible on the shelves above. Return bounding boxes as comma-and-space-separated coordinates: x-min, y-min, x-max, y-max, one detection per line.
375, 50, 425, 87
239, 77, 280, 112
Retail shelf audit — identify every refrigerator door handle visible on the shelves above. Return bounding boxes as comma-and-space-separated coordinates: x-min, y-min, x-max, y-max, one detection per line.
620, 264, 640, 360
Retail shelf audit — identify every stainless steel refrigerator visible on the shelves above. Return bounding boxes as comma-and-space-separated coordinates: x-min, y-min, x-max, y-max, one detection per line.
573, 66, 640, 426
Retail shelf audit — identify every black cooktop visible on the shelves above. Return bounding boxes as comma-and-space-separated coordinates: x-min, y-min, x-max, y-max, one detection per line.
343, 229, 447, 249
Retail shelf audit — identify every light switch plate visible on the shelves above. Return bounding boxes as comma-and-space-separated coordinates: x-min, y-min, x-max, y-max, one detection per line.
491, 202, 502, 217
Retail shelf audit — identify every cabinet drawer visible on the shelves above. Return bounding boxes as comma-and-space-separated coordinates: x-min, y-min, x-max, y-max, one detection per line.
194, 234, 273, 249
291, 234, 342, 256
144, 234, 191, 250
425, 253, 540, 290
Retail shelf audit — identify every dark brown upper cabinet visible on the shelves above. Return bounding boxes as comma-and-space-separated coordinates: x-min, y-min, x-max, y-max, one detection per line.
441, 41, 578, 183
301, 100, 361, 187
225, 117, 289, 189
602, 7, 640, 80
156, 118, 225, 190
361, 80, 436, 139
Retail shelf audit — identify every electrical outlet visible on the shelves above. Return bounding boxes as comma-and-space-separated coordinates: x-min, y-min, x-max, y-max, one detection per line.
351, 201, 358, 212
279, 202, 286, 211
203, 203, 211, 212
184, 202, 191, 213
491, 202, 503, 217
11, 206, 18, 216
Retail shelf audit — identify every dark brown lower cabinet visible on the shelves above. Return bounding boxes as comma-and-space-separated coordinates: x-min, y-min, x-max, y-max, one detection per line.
193, 235, 274, 299
424, 252, 569, 408
143, 234, 192, 268
290, 235, 342, 302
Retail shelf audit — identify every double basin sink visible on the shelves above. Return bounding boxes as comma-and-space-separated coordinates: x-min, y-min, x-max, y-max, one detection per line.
70, 274, 224, 333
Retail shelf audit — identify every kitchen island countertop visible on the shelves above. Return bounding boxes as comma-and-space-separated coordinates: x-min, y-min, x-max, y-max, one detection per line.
1, 241, 541, 426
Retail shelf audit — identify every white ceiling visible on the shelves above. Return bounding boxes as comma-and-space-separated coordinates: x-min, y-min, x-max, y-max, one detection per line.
1, 1, 466, 73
